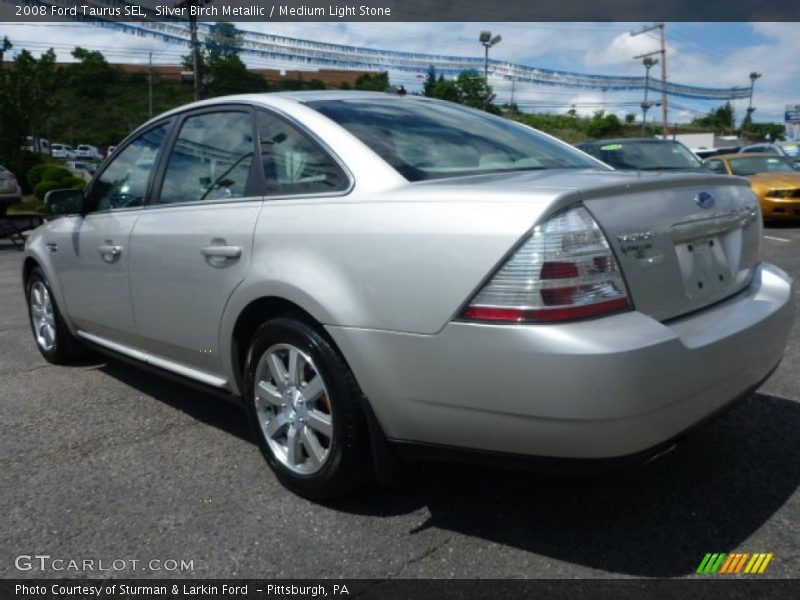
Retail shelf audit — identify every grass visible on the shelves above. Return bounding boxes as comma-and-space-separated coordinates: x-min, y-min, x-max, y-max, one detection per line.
6, 196, 44, 215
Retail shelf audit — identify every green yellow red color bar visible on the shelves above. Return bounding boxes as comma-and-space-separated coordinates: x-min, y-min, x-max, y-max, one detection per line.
696, 553, 773, 574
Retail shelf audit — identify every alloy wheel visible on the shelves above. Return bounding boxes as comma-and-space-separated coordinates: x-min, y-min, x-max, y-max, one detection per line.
254, 343, 333, 475
30, 281, 56, 352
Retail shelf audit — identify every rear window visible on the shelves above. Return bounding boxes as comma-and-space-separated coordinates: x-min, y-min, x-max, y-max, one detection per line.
579, 141, 702, 170
306, 98, 603, 181
729, 156, 799, 176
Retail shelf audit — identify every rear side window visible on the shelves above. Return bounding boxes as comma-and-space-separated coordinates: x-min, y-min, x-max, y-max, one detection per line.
158, 111, 256, 205
257, 111, 348, 196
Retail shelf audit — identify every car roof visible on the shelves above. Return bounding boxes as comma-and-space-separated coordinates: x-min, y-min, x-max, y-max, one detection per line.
133, 91, 463, 136
577, 138, 680, 146
712, 152, 793, 161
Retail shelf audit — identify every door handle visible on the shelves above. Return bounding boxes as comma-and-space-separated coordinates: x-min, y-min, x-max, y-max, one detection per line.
97, 244, 122, 262
46, 242, 58, 253
98, 244, 122, 256
201, 245, 242, 259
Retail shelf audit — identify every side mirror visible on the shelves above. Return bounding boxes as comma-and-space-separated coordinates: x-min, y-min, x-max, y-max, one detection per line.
45, 189, 85, 218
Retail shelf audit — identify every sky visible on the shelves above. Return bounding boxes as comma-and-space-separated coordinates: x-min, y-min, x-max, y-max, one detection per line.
1, 21, 798, 125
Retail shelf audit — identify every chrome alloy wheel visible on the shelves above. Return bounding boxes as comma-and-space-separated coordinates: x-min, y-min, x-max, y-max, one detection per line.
30, 281, 56, 352
254, 343, 333, 475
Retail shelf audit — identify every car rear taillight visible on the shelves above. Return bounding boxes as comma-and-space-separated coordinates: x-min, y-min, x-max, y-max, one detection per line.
461, 205, 630, 323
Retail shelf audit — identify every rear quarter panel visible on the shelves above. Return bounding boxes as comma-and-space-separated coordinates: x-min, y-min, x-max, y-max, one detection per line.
223, 194, 561, 336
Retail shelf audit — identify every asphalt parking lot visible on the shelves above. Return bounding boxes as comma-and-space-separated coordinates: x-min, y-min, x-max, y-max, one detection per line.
1, 224, 799, 580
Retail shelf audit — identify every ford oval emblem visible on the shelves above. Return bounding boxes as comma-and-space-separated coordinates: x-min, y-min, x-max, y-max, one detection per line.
695, 191, 715, 209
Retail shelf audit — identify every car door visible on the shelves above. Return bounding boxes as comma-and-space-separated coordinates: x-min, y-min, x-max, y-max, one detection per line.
56, 122, 171, 347
127, 107, 262, 384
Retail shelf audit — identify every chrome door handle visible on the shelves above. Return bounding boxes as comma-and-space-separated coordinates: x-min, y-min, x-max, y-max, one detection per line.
98, 244, 122, 256
97, 244, 122, 263
201, 245, 242, 259
46, 242, 58, 253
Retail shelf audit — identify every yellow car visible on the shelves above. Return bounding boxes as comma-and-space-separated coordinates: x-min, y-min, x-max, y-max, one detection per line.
704, 153, 800, 220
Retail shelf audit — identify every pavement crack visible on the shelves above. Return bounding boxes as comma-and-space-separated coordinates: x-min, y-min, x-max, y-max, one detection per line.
0, 363, 53, 376
393, 534, 454, 578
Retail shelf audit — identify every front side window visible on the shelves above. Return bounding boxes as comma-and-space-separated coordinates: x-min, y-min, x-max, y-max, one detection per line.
158, 111, 255, 205
706, 160, 726, 174
257, 111, 348, 195
86, 123, 169, 212
307, 98, 604, 181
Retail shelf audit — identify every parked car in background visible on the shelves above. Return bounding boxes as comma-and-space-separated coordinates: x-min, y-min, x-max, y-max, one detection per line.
693, 147, 740, 160
75, 144, 103, 161
50, 144, 76, 160
739, 142, 800, 164
106, 145, 117, 158
704, 153, 800, 220
64, 161, 96, 181
23, 136, 51, 155
0, 164, 23, 215
575, 138, 706, 171
24, 92, 794, 500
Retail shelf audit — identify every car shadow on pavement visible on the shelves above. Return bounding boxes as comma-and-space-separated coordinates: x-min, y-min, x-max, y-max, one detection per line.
99, 360, 252, 442
95, 357, 800, 578
334, 392, 800, 577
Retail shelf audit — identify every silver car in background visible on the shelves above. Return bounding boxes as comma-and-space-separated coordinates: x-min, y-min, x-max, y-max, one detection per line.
23, 92, 794, 499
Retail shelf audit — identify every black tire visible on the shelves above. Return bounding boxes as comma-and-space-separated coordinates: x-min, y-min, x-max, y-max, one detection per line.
25, 267, 88, 364
243, 317, 371, 500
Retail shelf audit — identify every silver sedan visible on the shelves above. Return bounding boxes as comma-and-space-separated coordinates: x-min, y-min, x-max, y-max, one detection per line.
23, 92, 795, 499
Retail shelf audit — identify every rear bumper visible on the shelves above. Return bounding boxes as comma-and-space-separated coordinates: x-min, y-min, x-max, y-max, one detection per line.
328, 262, 794, 459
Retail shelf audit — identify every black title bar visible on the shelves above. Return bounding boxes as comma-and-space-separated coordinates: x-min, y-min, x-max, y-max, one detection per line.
1, 0, 799, 22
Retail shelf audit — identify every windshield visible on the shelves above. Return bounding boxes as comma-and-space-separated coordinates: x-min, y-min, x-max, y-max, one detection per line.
579, 140, 703, 170
729, 156, 799, 176
306, 98, 605, 181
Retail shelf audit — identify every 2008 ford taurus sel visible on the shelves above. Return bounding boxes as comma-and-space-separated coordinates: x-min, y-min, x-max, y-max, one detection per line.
23, 92, 794, 499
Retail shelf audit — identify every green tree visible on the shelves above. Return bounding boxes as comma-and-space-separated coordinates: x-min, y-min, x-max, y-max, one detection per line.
68, 47, 117, 99
431, 79, 460, 103
430, 71, 499, 113
625, 113, 636, 125
0, 46, 58, 169
748, 122, 786, 142
691, 102, 735, 130
181, 22, 268, 97
354, 72, 390, 91
423, 65, 437, 97
586, 110, 623, 138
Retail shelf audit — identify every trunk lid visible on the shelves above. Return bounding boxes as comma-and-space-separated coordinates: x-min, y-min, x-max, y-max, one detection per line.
581, 176, 761, 321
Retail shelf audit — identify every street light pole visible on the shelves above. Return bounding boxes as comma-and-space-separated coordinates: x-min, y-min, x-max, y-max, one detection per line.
479, 31, 502, 85
745, 71, 761, 134
639, 56, 658, 129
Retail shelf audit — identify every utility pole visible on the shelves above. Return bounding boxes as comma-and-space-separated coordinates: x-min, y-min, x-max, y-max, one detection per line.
177, 0, 210, 101
148, 51, 153, 119
190, 13, 202, 101
632, 23, 668, 137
